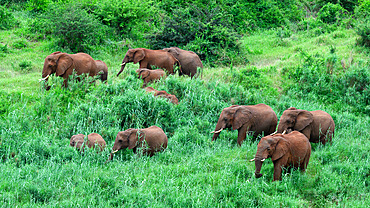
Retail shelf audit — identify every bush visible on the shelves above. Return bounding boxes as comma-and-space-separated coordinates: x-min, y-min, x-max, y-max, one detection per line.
0, 5, 17, 30
45, 3, 109, 52
355, 18, 370, 47
317, 3, 348, 25
355, 0, 370, 18
148, 5, 243, 65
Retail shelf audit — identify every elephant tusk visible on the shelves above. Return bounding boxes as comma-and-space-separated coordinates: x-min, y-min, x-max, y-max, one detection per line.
211, 128, 223, 134
249, 158, 255, 162
261, 158, 265, 162
38, 74, 50, 82
282, 130, 286, 135
120, 62, 126, 66
111, 150, 119, 154
270, 131, 277, 135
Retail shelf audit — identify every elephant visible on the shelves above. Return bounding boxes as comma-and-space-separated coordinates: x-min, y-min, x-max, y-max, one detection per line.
40, 52, 106, 89
211, 104, 278, 146
117, 48, 181, 76
277, 107, 335, 145
251, 131, 311, 181
136, 68, 166, 87
70, 133, 106, 151
95, 60, 108, 82
163, 47, 203, 78
108, 126, 168, 161
145, 87, 179, 104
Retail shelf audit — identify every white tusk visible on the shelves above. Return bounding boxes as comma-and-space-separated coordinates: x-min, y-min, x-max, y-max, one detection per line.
249, 158, 255, 162
111, 150, 119, 154
261, 158, 265, 162
282, 130, 286, 135
38, 74, 50, 82
270, 131, 277, 135
120, 62, 126, 66
211, 128, 223, 134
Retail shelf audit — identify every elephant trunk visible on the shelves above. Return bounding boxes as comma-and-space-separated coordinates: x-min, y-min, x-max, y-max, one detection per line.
277, 124, 285, 134
211, 121, 224, 141
117, 63, 126, 77
254, 159, 264, 178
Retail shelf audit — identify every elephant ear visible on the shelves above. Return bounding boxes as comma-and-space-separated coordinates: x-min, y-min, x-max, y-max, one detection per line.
139, 70, 150, 79
56, 54, 73, 76
271, 137, 290, 161
133, 49, 145, 64
172, 47, 180, 55
232, 107, 252, 130
294, 110, 313, 131
128, 129, 139, 149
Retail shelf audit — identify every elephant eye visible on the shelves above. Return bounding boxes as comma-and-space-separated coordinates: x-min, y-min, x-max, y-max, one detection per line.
118, 140, 122, 143
267, 147, 271, 151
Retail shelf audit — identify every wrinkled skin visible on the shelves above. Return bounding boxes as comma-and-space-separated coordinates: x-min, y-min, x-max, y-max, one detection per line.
117, 48, 181, 76
108, 126, 168, 161
277, 107, 335, 145
70, 133, 106, 151
136, 68, 166, 87
144, 87, 179, 104
252, 131, 311, 181
41, 52, 103, 89
212, 104, 278, 146
95, 60, 108, 83
163, 47, 203, 78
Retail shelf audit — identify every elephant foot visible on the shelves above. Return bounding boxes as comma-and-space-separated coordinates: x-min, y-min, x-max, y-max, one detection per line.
255, 173, 263, 178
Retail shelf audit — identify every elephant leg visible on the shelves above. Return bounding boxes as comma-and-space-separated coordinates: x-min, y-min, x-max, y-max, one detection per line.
273, 162, 283, 181
237, 125, 248, 146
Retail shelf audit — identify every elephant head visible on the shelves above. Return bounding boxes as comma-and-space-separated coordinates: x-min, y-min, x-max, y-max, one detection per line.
277, 107, 313, 134
41, 52, 73, 80
163, 47, 180, 58
252, 134, 290, 178
211, 106, 252, 141
108, 128, 140, 160
117, 49, 145, 76
136, 68, 150, 79
70, 134, 85, 150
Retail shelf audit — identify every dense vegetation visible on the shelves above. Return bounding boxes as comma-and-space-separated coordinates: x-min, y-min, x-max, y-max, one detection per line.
0, 0, 369, 207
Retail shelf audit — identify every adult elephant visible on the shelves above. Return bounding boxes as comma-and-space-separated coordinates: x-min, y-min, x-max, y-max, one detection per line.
251, 131, 311, 181
163, 47, 203, 78
107, 126, 168, 161
117, 48, 181, 76
277, 107, 335, 145
211, 104, 278, 146
40, 52, 104, 88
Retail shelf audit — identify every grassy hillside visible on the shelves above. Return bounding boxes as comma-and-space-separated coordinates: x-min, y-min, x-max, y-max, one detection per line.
1, 1, 370, 207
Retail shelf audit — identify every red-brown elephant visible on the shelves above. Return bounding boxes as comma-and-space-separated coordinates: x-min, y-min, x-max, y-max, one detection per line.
251, 131, 311, 181
117, 48, 181, 76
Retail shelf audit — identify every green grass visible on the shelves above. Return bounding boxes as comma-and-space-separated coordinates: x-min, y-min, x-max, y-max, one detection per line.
1, 9, 370, 208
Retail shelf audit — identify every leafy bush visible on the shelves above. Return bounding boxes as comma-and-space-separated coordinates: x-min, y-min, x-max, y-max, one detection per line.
26, 0, 51, 12
355, 18, 370, 47
45, 3, 109, 52
148, 5, 243, 65
355, 0, 370, 18
317, 3, 348, 25
0, 5, 17, 30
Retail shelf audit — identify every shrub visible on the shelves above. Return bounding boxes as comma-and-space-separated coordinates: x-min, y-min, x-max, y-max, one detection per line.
317, 3, 348, 25
0, 5, 17, 30
45, 3, 109, 52
26, 0, 51, 12
355, 18, 370, 47
355, 0, 370, 18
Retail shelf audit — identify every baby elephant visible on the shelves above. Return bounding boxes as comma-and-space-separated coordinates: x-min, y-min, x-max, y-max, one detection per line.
108, 126, 168, 161
70, 133, 106, 151
251, 131, 311, 181
136, 68, 166, 87
145, 87, 179, 104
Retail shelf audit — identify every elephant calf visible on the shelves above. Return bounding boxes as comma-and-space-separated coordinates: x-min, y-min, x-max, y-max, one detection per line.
108, 126, 168, 161
163, 47, 203, 78
70, 133, 106, 151
277, 107, 335, 145
136, 68, 166, 87
212, 104, 278, 146
145, 87, 179, 104
251, 131, 311, 181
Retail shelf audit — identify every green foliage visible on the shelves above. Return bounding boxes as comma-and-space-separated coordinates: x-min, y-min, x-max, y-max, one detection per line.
26, 0, 51, 12
11, 38, 27, 49
318, 0, 359, 12
317, 3, 349, 25
0, 5, 17, 30
355, 18, 370, 47
355, 0, 370, 18
45, 3, 109, 52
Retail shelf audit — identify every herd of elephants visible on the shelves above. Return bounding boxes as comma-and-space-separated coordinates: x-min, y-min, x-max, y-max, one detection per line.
40, 47, 335, 181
